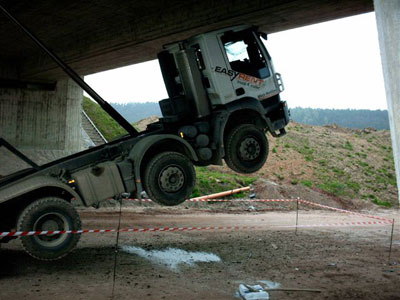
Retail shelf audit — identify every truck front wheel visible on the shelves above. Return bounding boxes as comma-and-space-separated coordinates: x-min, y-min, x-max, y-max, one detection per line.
224, 124, 268, 173
17, 197, 81, 261
143, 151, 196, 206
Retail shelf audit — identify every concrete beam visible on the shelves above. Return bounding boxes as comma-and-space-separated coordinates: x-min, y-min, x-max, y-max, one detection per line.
374, 0, 400, 204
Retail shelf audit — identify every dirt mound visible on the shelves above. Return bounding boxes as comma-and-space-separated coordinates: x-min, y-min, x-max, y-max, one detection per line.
252, 178, 371, 210
135, 115, 159, 131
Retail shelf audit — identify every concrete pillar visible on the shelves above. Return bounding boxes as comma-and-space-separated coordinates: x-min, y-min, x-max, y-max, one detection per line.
0, 79, 83, 175
374, 0, 400, 204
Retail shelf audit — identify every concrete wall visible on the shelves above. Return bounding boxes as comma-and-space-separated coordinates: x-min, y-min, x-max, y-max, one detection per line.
0, 78, 83, 176
0, 79, 83, 151
374, 0, 400, 204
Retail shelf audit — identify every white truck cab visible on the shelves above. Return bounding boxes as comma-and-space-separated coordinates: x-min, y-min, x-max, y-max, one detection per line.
156, 25, 289, 173
186, 25, 283, 106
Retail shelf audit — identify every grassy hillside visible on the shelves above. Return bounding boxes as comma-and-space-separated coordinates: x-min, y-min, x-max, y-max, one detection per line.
83, 96, 127, 141
263, 122, 397, 207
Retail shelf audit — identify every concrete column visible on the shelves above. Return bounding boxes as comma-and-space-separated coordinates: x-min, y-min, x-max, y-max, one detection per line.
374, 0, 400, 204
0, 79, 83, 175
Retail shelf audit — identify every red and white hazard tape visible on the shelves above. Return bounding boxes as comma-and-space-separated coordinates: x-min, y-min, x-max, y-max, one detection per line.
0, 226, 260, 238
0, 197, 394, 238
1, 219, 392, 238
187, 198, 297, 203
299, 199, 392, 222
127, 198, 296, 203
281, 220, 392, 228
130, 197, 393, 223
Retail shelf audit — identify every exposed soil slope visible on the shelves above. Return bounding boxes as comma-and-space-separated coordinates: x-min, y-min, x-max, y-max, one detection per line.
207, 121, 398, 208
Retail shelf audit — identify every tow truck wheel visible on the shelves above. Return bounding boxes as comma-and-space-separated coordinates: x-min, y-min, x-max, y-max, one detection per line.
225, 124, 268, 173
143, 151, 196, 206
17, 197, 81, 261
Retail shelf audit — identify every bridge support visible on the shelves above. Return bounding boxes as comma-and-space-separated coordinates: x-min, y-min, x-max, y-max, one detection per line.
374, 0, 400, 204
0, 79, 83, 175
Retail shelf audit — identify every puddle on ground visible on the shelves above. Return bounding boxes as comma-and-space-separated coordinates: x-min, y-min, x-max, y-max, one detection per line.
120, 246, 221, 271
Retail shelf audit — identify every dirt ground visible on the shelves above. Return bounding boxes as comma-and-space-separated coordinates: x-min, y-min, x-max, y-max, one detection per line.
1, 205, 399, 300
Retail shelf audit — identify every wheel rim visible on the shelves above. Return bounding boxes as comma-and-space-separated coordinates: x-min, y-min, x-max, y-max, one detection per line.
158, 165, 185, 193
238, 136, 261, 161
33, 212, 70, 248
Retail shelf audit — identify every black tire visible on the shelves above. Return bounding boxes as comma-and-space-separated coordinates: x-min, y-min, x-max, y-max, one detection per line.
17, 197, 81, 261
224, 124, 269, 173
143, 151, 196, 206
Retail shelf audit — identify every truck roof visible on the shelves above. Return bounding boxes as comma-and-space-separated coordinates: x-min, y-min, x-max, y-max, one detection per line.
162, 24, 253, 49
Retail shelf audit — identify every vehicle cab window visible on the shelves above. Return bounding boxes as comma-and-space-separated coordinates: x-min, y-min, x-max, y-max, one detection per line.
222, 30, 271, 79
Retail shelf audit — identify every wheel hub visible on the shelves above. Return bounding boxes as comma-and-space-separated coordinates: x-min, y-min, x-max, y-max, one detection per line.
239, 137, 260, 160
159, 166, 185, 193
42, 219, 59, 231
33, 213, 69, 245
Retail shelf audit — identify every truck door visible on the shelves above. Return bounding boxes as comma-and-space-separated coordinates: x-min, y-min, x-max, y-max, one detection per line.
220, 29, 279, 101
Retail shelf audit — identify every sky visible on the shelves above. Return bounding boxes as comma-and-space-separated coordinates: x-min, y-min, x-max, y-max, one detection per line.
85, 12, 387, 110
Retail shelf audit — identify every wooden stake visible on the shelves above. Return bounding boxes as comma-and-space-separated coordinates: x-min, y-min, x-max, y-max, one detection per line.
295, 198, 299, 235
266, 288, 322, 293
388, 218, 395, 264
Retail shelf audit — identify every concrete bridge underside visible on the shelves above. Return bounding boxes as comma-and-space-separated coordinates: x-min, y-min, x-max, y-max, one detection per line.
0, 0, 373, 81
0, 0, 399, 202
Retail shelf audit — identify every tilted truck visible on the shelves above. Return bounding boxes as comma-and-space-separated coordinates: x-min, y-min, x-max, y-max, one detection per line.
0, 5, 289, 260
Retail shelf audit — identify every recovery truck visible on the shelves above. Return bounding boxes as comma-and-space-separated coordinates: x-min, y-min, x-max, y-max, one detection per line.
0, 5, 289, 260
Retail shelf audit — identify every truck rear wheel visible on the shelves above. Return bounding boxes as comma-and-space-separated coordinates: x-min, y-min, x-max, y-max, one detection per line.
143, 151, 195, 206
224, 124, 268, 173
17, 197, 81, 261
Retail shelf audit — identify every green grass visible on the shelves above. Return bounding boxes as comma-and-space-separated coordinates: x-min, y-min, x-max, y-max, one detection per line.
83, 96, 128, 141
295, 143, 315, 162
318, 180, 346, 196
273, 173, 284, 180
346, 181, 360, 193
368, 194, 392, 207
332, 167, 345, 176
318, 159, 328, 166
190, 167, 256, 198
301, 180, 313, 188
356, 160, 369, 168
343, 140, 354, 151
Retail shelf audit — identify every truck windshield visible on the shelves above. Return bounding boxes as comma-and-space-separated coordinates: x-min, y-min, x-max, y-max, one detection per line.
224, 40, 249, 62
222, 31, 270, 79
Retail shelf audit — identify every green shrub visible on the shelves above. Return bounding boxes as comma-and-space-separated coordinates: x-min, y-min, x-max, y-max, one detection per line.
346, 181, 360, 193
372, 198, 392, 208
301, 180, 313, 188
357, 160, 369, 168
343, 141, 353, 151
318, 180, 346, 196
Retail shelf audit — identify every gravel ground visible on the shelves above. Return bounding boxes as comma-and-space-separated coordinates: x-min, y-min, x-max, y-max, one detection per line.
0, 207, 399, 300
